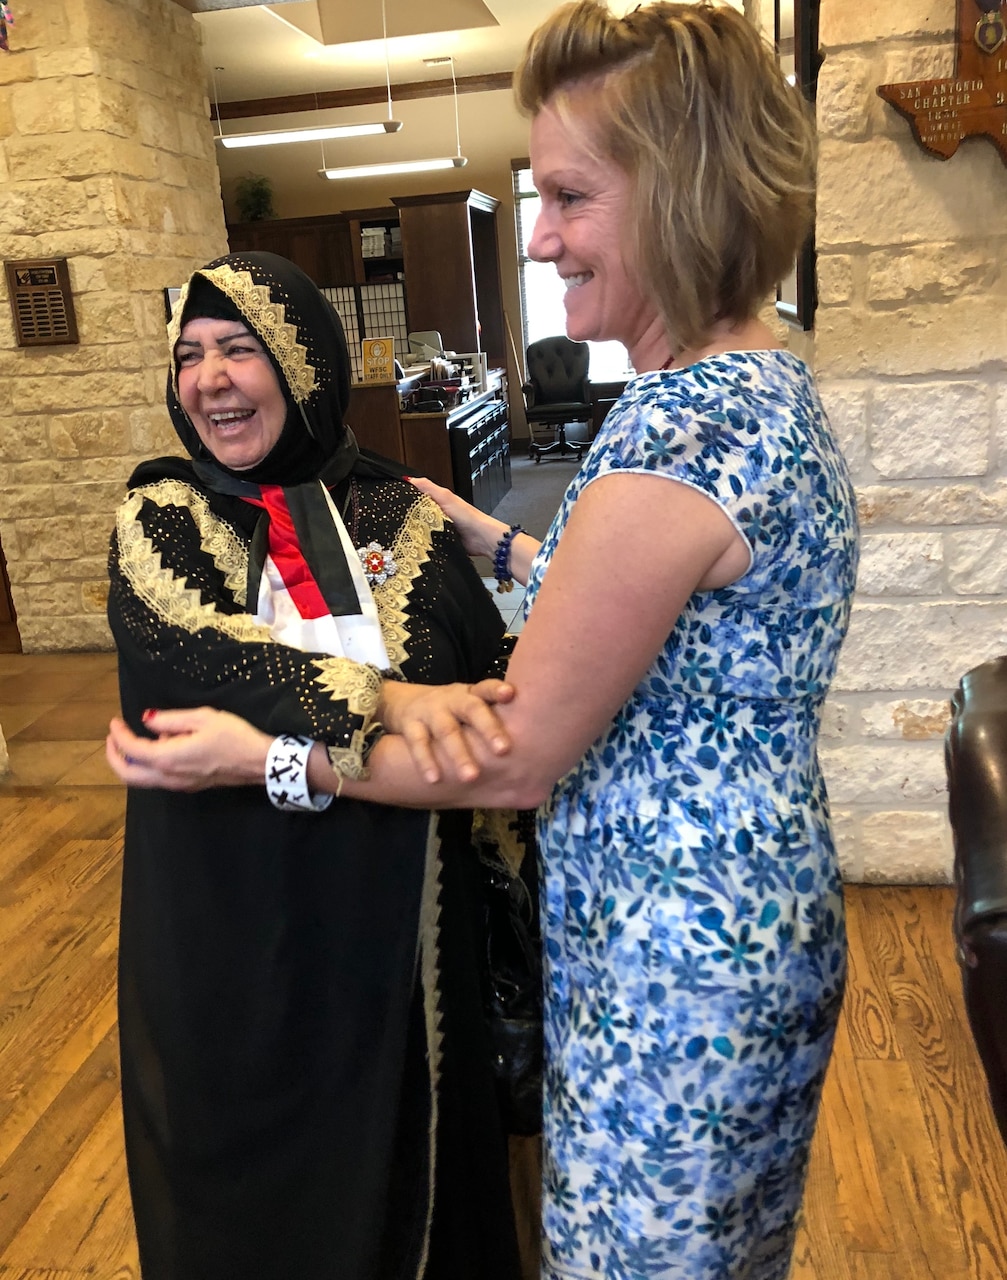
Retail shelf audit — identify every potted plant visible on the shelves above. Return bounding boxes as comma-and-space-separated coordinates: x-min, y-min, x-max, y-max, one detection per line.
234, 173, 276, 223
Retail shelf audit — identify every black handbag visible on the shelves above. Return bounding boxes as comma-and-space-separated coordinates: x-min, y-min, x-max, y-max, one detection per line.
478, 814, 544, 1137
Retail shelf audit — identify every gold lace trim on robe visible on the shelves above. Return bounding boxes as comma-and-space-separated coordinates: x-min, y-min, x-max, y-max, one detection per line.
473, 807, 529, 878
415, 812, 446, 1278
369, 494, 445, 673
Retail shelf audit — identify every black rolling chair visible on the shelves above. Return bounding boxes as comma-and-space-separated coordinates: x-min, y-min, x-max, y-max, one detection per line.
523, 336, 592, 463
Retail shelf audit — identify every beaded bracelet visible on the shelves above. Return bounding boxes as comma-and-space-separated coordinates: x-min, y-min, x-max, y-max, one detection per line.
493, 524, 523, 594
265, 734, 333, 813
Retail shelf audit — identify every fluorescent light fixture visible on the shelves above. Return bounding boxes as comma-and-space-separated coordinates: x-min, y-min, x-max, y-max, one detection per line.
320, 155, 468, 181
216, 0, 404, 154
317, 49, 469, 182
219, 120, 402, 149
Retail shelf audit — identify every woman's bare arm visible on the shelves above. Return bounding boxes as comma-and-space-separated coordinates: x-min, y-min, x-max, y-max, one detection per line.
408, 476, 540, 587
336, 471, 748, 808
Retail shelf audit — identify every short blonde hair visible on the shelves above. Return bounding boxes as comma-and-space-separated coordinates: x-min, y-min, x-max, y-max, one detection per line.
515, 1, 817, 352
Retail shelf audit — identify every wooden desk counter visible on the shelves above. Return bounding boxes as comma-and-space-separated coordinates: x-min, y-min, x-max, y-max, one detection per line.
346, 372, 510, 512
345, 381, 403, 462
402, 378, 510, 510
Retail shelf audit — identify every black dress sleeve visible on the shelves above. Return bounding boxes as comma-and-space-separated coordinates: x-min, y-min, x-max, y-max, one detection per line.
108, 476, 383, 780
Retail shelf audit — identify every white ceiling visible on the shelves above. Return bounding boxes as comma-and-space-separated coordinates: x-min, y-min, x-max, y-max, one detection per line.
192, 0, 556, 103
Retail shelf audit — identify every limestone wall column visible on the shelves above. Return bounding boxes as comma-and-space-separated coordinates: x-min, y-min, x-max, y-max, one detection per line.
813, 0, 1007, 882
0, 0, 228, 652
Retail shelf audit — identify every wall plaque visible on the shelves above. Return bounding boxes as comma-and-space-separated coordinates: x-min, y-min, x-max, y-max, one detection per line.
4, 257, 79, 347
877, 0, 1007, 164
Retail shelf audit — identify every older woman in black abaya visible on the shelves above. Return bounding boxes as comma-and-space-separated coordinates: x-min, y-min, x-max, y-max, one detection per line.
108, 251, 523, 1280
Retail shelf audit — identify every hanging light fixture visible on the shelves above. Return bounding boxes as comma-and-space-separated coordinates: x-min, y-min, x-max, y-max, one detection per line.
319, 155, 467, 180
319, 54, 467, 181
215, 0, 402, 150
218, 120, 402, 149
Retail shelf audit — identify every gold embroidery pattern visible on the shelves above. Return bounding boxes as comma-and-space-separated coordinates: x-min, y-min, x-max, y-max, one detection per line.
370, 495, 444, 672
118, 486, 382, 776
473, 807, 529, 878
131, 479, 249, 605
166, 265, 316, 404
311, 656, 382, 778
117, 489, 271, 644
416, 813, 445, 1279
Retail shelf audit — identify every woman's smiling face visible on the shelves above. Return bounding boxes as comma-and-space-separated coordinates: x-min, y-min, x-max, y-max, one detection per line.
175, 316, 287, 471
526, 98, 665, 370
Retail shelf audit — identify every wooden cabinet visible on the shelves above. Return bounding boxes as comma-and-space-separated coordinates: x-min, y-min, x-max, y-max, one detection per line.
226, 214, 355, 286
344, 382, 407, 464
346, 211, 403, 285
227, 207, 404, 288
393, 190, 505, 370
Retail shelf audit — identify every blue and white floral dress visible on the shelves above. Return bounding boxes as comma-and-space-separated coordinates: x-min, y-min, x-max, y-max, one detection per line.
525, 351, 859, 1280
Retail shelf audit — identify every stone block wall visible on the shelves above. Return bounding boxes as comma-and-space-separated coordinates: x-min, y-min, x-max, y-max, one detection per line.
0, 0, 228, 651
814, 0, 1007, 882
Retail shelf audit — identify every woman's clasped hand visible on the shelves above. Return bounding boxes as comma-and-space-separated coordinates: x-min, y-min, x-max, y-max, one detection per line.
107, 675, 515, 791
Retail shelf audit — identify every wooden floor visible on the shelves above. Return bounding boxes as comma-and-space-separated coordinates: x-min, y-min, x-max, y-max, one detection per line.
0, 652, 136, 1277
2, 653, 1007, 1277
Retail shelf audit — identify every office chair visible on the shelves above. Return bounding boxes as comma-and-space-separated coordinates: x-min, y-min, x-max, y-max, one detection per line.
523, 336, 592, 463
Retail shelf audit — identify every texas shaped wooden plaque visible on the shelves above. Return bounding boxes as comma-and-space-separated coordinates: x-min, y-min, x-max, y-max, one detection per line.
877, 0, 1007, 164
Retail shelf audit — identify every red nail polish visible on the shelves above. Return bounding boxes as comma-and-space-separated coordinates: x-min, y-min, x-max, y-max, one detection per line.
142, 709, 156, 722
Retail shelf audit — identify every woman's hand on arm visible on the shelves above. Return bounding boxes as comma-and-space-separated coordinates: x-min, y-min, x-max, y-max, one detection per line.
104, 677, 518, 793
378, 677, 515, 783
408, 476, 540, 587
106, 708, 272, 791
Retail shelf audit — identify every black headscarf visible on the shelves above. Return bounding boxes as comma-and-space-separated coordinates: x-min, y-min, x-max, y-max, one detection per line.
166, 251, 359, 489
162, 251, 403, 617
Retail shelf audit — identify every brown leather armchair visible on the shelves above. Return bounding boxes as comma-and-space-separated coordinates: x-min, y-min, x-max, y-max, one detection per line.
946, 656, 1007, 1143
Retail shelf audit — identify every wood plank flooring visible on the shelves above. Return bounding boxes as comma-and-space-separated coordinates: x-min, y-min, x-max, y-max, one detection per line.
2, 653, 1007, 1276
